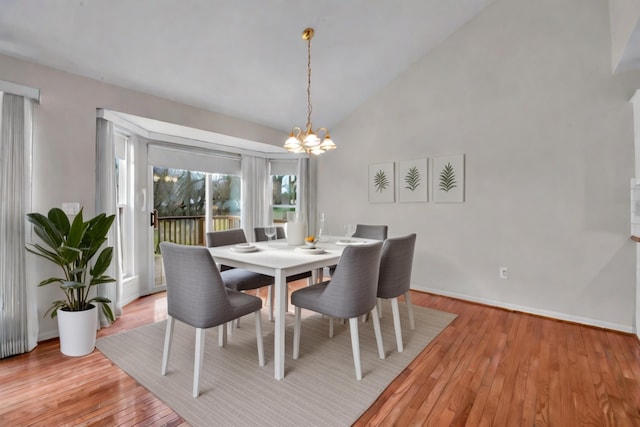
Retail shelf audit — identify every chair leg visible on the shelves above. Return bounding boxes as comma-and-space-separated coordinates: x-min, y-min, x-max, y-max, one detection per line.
404, 292, 415, 330
267, 285, 273, 322
371, 305, 385, 359
348, 317, 362, 380
254, 310, 265, 366
293, 306, 302, 359
218, 323, 227, 347
390, 297, 403, 352
329, 317, 334, 338
377, 299, 382, 318
223, 320, 234, 339
161, 316, 175, 375
193, 328, 206, 398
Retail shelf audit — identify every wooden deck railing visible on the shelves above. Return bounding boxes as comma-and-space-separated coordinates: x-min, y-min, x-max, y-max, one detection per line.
154, 215, 241, 252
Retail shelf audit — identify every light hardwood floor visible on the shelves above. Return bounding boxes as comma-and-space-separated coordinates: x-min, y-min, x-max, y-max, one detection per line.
1, 287, 639, 426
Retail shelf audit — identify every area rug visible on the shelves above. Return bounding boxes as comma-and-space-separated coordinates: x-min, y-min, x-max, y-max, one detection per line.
96, 303, 457, 427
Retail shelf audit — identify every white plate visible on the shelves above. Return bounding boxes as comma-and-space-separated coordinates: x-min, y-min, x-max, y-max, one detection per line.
294, 247, 325, 255
335, 239, 368, 246
231, 244, 258, 253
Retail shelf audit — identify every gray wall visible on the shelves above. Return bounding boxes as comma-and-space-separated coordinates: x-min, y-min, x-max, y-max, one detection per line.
317, 0, 640, 330
0, 54, 283, 339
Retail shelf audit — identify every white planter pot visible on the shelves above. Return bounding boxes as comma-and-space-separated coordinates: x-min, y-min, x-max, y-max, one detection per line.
57, 305, 98, 357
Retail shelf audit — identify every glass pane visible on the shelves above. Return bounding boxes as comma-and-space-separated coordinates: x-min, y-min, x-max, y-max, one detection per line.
152, 167, 241, 287
272, 174, 296, 223
210, 173, 242, 231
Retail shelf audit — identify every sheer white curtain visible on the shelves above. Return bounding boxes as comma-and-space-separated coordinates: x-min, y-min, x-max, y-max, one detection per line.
241, 156, 271, 241
96, 118, 123, 325
0, 92, 37, 358
296, 157, 317, 236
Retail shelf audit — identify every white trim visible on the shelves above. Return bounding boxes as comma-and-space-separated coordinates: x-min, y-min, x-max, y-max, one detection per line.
98, 108, 305, 160
0, 80, 40, 102
418, 286, 634, 334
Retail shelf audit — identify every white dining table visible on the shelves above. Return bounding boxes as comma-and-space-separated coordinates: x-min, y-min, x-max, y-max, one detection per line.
208, 236, 372, 380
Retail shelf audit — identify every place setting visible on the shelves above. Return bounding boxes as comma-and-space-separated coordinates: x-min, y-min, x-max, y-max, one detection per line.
335, 224, 371, 245
230, 243, 259, 253
294, 235, 325, 254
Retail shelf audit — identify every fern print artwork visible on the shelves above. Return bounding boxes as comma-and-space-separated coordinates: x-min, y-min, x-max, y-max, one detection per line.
404, 166, 421, 191
398, 159, 427, 203
438, 162, 457, 192
432, 155, 464, 203
374, 169, 389, 192
369, 162, 395, 203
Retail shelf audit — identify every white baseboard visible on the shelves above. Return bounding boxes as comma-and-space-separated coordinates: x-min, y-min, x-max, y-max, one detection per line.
38, 329, 59, 342
419, 287, 635, 334
121, 292, 141, 308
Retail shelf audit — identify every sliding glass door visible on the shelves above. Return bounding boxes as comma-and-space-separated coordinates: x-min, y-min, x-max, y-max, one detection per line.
147, 144, 242, 289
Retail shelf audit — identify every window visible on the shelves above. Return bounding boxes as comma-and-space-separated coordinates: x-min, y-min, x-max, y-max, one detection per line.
270, 159, 298, 223
114, 131, 134, 278
272, 174, 297, 222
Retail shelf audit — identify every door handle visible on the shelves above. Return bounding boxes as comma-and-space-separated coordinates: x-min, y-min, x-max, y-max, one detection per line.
150, 209, 159, 228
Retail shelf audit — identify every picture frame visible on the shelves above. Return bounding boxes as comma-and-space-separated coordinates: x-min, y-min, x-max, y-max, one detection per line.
398, 159, 428, 203
368, 162, 395, 203
432, 154, 465, 203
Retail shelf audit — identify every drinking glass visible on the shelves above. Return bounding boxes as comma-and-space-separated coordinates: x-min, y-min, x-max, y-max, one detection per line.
343, 224, 354, 240
317, 212, 325, 242
265, 225, 277, 243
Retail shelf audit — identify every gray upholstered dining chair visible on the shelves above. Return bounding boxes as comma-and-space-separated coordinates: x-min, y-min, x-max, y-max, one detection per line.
254, 226, 286, 241
329, 223, 388, 276
353, 224, 388, 240
159, 242, 265, 398
291, 242, 385, 380
377, 233, 417, 352
206, 229, 275, 320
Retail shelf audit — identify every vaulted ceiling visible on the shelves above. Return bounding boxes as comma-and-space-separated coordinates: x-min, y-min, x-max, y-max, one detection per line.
1, 0, 638, 137
0, 0, 496, 132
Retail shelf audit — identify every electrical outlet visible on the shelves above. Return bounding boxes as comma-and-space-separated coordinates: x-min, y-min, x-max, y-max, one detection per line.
61, 202, 80, 215
499, 267, 508, 279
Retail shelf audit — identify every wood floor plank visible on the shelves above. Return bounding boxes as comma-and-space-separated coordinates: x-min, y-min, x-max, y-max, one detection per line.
1, 290, 640, 426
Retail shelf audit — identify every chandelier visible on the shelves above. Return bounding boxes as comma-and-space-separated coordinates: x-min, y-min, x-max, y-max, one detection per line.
283, 28, 336, 155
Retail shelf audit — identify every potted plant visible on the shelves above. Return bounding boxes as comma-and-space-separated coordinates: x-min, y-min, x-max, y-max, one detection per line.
26, 207, 116, 356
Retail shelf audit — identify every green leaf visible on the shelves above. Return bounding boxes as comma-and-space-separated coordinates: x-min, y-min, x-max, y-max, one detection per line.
26, 243, 66, 266
89, 275, 116, 286
374, 169, 389, 192
38, 277, 65, 286
439, 162, 457, 192
60, 281, 86, 290
404, 166, 421, 191
90, 247, 113, 278
44, 300, 69, 319
98, 301, 115, 323
65, 209, 86, 249
26, 212, 63, 250
47, 208, 71, 237
58, 245, 81, 265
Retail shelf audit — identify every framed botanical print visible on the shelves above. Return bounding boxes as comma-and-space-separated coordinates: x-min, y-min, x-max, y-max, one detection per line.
368, 162, 395, 203
432, 155, 464, 203
398, 159, 428, 203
